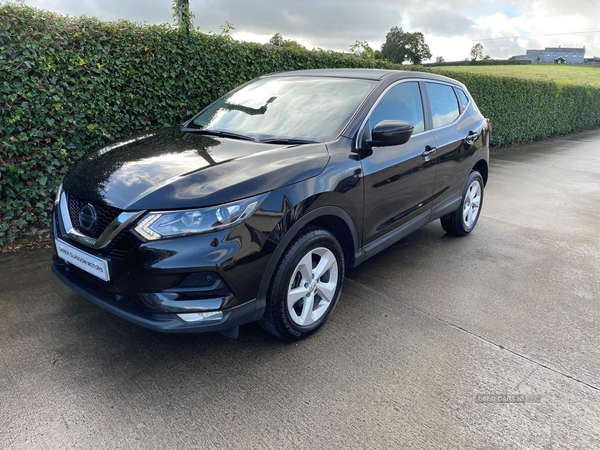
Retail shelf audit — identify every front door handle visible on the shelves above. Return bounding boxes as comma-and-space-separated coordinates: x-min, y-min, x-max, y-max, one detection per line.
422, 145, 437, 157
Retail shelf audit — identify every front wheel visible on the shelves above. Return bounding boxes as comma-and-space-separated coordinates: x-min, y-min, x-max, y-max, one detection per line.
259, 228, 345, 341
441, 171, 484, 236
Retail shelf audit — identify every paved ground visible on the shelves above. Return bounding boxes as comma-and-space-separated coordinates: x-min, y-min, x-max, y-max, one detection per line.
1, 130, 600, 449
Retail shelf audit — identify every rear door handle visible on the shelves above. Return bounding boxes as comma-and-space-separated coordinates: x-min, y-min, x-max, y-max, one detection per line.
422, 146, 437, 157
465, 131, 479, 145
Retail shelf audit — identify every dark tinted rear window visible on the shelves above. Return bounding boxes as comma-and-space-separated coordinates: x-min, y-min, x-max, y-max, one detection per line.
456, 88, 470, 110
425, 83, 460, 129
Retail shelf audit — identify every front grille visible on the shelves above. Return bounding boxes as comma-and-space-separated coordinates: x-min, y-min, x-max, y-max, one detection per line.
67, 192, 122, 239
108, 249, 129, 259
105, 223, 137, 260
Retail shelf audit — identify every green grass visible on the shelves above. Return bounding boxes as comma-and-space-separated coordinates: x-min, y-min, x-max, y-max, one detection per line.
434, 65, 600, 87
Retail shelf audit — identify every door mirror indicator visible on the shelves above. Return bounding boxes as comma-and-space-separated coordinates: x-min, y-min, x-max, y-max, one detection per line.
368, 120, 414, 147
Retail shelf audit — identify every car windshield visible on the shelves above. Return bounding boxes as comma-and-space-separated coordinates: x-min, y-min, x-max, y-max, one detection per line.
190, 76, 376, 143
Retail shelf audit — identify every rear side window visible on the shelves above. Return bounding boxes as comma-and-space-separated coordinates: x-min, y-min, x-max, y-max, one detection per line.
369, 81, 425, 135
425, 83, 460, 128
456, 88, 470, 110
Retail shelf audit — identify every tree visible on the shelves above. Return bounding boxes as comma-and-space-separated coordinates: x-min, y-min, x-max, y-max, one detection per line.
403, 31, 432, 65
470, 43, 485, 61
268, 33, 305, 50
380, 26, 432, 65
349, 41, 375, 60
219, 21, 235, 37
381, 27, 408, 63
173, 0, 193, 33
269, 33, 284, 47
483, 54, 491, 60
435, 56, 445, 63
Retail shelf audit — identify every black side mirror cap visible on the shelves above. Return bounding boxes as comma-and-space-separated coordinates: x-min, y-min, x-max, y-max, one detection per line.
368, 120, 414, 147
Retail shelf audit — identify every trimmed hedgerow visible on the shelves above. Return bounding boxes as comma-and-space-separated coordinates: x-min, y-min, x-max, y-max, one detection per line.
0, 4, 414, 245
1, 4, 600, 246
433, 69, 600, 146
426, 59, 532, 67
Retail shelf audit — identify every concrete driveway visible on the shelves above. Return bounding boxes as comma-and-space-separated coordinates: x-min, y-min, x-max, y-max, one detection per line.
1, 130, 599, 449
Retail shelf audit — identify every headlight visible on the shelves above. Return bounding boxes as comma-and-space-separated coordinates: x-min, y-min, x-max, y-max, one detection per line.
54, 183, 63, 205
133, 193, 268, 241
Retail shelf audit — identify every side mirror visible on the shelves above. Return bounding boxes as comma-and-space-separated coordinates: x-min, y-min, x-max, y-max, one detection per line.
368, 120, 414, 147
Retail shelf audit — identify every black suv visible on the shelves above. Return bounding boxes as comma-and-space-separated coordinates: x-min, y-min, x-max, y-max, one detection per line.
52, 69, 490, 340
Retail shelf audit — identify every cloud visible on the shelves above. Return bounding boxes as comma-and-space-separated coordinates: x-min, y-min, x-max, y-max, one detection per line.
24, 0, 600, 61
408, 8, 477, 37
192, 0, 403, 48
470, 12, 600, 58
25, 0, 171, 22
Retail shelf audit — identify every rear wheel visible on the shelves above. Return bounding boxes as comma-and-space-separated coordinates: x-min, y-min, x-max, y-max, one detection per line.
260, 228, 345, 341
440, 171, 484, 236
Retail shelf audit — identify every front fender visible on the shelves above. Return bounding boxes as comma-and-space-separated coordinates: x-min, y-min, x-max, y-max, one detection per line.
252, 205, 361, 321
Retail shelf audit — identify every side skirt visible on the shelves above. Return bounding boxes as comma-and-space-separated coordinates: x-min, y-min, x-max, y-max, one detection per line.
431, 193, 461, 221
354, 210, 431, 266
353, 193, 462, 266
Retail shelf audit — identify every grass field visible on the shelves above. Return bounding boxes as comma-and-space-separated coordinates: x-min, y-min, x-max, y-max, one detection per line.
434, 65, 600, 87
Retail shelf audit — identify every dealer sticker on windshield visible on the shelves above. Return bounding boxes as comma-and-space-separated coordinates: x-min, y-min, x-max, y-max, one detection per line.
55, 239, 110, 282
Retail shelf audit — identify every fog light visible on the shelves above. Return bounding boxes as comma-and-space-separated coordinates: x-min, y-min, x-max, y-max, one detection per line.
177, 311, 223, 323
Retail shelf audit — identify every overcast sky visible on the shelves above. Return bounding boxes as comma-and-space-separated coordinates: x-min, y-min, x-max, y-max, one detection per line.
25, 0, 600, 61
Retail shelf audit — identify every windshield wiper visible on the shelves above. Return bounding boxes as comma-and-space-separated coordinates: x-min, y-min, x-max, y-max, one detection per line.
180, 128, 256, 142
260, 138, 318, 145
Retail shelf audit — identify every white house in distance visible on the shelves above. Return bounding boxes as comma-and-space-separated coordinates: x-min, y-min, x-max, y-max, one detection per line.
513, 46, 586, 64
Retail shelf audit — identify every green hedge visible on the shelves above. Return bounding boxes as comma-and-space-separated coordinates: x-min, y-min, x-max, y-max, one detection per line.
0, 4, 415, 245
426, 59, 532, 67
432, 69, 600, 146
1, 4, 600, 246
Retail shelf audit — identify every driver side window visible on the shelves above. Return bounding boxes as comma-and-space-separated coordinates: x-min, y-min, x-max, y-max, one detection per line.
369, 82, 425, 136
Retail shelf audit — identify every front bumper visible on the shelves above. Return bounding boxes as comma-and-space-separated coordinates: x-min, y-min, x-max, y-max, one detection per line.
51, 197, 273, 333
52, 259, 260, 333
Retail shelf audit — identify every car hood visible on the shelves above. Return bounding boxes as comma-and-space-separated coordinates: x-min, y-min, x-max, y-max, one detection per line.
63, 127, 330, 210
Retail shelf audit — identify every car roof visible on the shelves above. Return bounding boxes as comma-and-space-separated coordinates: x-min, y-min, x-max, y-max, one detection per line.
263, 68, 464, 87
265, 68, 393, 80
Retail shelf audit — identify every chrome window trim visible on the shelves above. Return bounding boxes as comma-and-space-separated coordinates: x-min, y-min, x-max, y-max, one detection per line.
59, 192, 144, 249
455, 87, 471, 111
422, 80, 464, 130
356, 78, 470, 145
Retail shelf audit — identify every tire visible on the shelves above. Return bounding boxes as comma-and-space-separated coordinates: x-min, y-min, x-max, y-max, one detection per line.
259, 227, 345, 341
440, 170, 484, 236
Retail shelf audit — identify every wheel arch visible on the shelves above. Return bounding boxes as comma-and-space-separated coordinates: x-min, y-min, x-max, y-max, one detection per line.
472, 158, 488, 186
253, 206, 360, 321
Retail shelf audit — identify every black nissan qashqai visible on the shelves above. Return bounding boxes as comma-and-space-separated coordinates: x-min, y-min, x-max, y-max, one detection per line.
52, 69, 490, 341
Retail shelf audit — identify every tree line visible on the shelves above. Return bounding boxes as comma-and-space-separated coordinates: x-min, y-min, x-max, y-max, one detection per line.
268, 27, 432, 65
269, 29, 492, 66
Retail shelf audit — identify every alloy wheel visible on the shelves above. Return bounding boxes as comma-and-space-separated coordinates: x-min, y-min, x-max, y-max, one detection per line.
462, 179, 482, 229
287, 247, 339, 327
